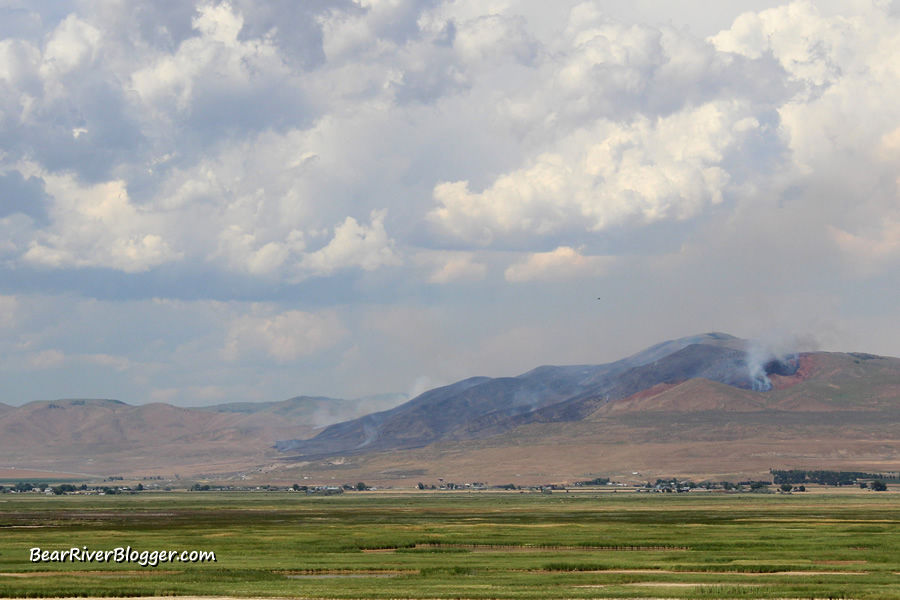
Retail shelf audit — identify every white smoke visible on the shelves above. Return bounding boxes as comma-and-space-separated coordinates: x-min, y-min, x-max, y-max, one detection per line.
746, 343, 775, 391
357, 420, 379, 449
744, 333, 811, 391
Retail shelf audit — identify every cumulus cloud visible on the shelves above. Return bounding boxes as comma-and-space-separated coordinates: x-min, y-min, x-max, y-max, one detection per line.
40, 14, 102, 76
129, 0, 301, 130
504, 246, 613, 282
429, 101, 747, 244
708, 1, 900, 273
3, 0, 900, 405
21, 175, 181, 272
26, 349, 66, 369
300, 210, 401, 277
419, 250, 487, 283
216, 226, 306, 276
223, 307, 348, 363
453, 13, 539, 66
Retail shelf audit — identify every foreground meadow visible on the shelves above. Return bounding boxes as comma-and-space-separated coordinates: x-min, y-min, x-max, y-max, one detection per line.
0, 491, 898, 599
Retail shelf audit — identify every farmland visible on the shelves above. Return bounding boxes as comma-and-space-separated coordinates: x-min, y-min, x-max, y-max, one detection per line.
1, 491, 898, 599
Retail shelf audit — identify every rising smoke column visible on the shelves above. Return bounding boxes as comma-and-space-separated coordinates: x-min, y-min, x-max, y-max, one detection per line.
745, 342, 800, 391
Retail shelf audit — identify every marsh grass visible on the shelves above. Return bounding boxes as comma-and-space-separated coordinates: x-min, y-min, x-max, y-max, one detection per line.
1, 492, 899, 598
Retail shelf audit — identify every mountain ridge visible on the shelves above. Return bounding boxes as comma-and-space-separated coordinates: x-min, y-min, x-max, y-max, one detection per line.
3, 333, 899, 483
268, 347, 900, 484
275, 333, 803, 457
0, 393, 407, 475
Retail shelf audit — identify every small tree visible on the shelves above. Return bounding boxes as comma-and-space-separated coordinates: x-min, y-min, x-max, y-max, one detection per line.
781, 483, 793, 493
416, 482, 425, 490
356, 481, 367, 491
871, 480, 888, 491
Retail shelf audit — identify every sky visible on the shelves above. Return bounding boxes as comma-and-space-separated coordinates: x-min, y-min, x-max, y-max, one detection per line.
1, 0, 899, 407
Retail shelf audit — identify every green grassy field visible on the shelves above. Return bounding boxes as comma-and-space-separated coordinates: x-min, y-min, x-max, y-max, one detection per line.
1, 491, 898, 599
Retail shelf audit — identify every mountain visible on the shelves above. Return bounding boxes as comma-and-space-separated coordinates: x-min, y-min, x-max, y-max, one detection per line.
275, 333, 800, 457
4, 333, 899, 484
0, 394, 406, 476
271, 336, 900, 483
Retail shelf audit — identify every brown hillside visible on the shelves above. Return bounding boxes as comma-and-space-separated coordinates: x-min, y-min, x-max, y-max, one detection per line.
4, 339, 899, 484
266, 351, 900, 486
0, 396, 403, 477
593, 379, 765, 415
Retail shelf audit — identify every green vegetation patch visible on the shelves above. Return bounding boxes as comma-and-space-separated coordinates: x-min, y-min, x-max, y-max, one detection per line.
1, 492, 899, 599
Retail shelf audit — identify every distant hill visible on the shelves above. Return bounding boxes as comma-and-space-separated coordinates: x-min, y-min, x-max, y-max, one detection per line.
270, 334, 900, 483
5, 333, 900, 484
275, 333, 803, 457
0, 394, 406, 476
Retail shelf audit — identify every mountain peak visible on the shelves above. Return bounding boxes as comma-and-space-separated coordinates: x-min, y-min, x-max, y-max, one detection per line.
275, 332, 802, 458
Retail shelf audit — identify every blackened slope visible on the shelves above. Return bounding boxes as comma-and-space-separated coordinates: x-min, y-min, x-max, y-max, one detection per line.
534, 344, 758, 422
275, 377, 492, 454
276, 367, 623, 455
276, 334, 763, 458
277, 359, 643, 457
447, 344, 766, 433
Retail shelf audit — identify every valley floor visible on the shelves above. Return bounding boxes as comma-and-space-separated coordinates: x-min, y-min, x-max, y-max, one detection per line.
1, 491, 899, 599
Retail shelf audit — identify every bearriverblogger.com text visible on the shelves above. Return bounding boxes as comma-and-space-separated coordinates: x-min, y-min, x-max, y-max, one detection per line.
30, 546, 216, 567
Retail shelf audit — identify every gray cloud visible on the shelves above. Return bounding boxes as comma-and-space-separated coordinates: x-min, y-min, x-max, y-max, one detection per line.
1, 0, 899, 407
0, 170, 50, 224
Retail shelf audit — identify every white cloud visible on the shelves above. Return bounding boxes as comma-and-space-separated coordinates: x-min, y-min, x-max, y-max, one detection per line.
4, 1, 900, 405
709, 1, 866, 88
26, 349, 66, 369
709, 1, 900, 275
22, 175, 181, 272
830, 222, 900, 277
422, 251, 487, 283
710, 1, 900, 166
40, 14, 102, 76
130, 2, 289, 115
300, 210, 401, 277
223, 307, 348, 363
216, 225, 306, 276
504, 246, 613, 282
0, 38, 41, 86
429, 101, 746, 244
453, 14, 539, 66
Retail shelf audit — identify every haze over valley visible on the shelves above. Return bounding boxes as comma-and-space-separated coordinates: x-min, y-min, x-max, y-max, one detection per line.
4, 333, 899, 486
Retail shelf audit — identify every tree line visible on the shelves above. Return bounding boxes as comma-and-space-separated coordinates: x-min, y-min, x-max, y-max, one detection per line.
770, 469, 890, 486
